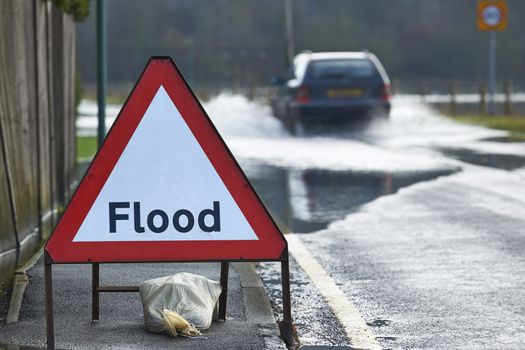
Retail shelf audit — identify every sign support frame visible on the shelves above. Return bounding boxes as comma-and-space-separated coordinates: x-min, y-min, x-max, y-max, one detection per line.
44, 252, 294, 350
44, 56, 294, 349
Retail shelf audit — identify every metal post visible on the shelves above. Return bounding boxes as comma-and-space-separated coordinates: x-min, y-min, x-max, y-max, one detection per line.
278, 256, 295, 348
281, 260, 292, 322
480, 83, 487, 115
45, 262, 54, 350
449, 81, 457, 115
504, 79, 513, 115
284, 0, 295, 67
97, 0, 107, 147
218, 262, 229, 321
488, 30, 497, 116
95, 2, 106, 325
92, 263, 100, 321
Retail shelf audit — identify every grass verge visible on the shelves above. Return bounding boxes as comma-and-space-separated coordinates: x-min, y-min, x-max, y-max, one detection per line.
77, 136, 97, 160
448, 115, 525, 140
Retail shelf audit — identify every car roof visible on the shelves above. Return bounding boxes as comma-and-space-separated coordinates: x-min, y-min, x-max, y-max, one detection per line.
292, 51, 390, 82
294, 51, 370, 65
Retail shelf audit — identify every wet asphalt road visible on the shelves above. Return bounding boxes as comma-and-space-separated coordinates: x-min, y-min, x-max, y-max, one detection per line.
261, 166, 525, 349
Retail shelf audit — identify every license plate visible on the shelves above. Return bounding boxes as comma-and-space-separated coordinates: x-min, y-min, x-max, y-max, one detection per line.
327, 88, 363, 98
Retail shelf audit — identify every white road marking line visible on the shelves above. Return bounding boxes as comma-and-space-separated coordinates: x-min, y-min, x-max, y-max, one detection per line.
287, 234, 381, 350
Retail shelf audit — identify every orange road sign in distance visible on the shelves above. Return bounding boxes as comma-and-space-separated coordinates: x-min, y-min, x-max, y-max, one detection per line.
477, 0, 507, 31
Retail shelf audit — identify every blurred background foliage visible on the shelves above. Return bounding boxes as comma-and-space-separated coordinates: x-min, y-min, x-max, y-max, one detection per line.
53, 0, 90, 21
76, 0, 525, 92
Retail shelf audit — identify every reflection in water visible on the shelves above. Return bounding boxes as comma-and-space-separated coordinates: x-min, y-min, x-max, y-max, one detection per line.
245, 162, 455, 233
440, 148, 525, 170
481, 136, 525, 143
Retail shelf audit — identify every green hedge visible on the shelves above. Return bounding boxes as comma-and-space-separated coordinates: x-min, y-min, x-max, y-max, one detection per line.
53, 0, 90, 21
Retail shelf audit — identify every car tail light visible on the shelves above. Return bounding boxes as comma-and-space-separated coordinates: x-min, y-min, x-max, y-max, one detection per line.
380, 84, 391, 101
296, 86, 310, 103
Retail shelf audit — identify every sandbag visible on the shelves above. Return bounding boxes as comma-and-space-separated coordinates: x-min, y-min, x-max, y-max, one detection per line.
139, 273, 222, 335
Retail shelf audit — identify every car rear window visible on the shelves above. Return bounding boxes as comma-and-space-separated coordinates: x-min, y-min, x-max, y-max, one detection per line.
309, 59, 376, 79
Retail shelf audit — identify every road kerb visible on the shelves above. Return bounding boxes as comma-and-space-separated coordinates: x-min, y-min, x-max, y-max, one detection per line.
6, 248, 43, 324
233, 262, 276, 324
233, 262, 287, 349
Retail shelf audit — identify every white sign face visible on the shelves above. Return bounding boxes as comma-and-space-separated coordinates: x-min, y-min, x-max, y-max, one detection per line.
73, 86, 258, 242
482, 5, 502, 26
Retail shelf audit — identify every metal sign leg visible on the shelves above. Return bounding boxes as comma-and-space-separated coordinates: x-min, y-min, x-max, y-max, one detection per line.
218, 262, 229, 321
92, 263, 100, 321
45, 262, 55, 350
279, 257, 295, 348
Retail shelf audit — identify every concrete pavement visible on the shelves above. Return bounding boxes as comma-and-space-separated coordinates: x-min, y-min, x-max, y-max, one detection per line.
0, 255, 286, 349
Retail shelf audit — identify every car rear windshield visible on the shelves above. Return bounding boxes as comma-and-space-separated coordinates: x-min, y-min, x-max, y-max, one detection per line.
309, 59, 377, 79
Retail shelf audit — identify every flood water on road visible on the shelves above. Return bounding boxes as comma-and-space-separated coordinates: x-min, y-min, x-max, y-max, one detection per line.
244, 162, 456, 233
438, 148, 525, 170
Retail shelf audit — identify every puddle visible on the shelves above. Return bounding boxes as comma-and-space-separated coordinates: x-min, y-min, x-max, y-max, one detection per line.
244, 162, 456, 233
481, 136, 525, 143
367, 319, 392, 327
439, 148, 525, 170
375, 336, 397, 341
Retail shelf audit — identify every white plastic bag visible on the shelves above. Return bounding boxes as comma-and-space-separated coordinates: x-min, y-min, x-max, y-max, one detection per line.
139, 273, 222, 335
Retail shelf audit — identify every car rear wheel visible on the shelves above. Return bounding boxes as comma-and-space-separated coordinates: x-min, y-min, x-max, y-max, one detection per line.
284, 109, 306, 135
366, 106, 390, 121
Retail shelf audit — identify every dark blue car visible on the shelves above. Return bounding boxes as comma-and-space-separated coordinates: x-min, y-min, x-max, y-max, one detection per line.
271, 51, 391, 130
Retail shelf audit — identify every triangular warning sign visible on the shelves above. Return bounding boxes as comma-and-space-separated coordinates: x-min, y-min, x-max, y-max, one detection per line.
45, 57, 287, 263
